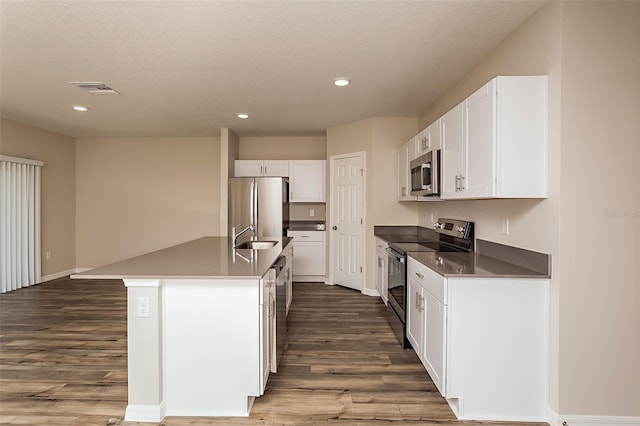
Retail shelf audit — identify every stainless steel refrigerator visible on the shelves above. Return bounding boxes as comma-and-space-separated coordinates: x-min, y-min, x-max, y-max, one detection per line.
228, 177, 289, 244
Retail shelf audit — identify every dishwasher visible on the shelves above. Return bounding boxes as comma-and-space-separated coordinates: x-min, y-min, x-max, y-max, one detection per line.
271, 255, 287, 372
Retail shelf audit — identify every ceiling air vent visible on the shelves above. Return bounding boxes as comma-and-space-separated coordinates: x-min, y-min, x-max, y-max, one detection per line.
70, 82, 119, 94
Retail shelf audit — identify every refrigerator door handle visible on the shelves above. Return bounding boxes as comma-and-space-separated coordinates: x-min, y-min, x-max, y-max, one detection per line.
252, 179, 258, 239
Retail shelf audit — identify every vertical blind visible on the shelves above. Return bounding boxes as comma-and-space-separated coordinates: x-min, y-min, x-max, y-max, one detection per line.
0, 155, 44, 294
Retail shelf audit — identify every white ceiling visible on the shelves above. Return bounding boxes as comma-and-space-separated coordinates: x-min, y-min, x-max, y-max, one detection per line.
0, 0, 544, 138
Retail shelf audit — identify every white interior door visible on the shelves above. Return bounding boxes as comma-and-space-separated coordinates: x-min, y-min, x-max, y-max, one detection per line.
330, 153, 364, 291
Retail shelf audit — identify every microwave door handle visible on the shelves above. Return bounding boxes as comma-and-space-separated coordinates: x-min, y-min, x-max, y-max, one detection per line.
422, 163, 431, 189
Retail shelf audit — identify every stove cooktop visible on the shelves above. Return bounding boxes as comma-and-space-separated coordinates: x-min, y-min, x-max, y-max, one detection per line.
389, 241, 468, 254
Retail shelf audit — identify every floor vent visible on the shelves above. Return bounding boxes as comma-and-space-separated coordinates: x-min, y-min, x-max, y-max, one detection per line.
70, 82, 119, 94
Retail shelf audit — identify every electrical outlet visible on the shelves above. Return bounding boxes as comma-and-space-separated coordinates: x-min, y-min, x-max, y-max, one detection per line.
309, 209, 315, 217
137, 297, 150, 318
45, 251, 51, 260
502, 219, 510, 236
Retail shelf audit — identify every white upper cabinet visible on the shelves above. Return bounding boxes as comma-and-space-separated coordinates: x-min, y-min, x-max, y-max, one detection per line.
415, 119, 442, 157
397, 137, 417, 201
415, 127, 430, 157
289, 160, 325, 202
235, 160, 289, 177
441, 76, 548, 200
441, 103, 466, 199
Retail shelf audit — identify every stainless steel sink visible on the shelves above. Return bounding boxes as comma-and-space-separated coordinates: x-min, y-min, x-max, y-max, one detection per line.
234, 240, 278, 250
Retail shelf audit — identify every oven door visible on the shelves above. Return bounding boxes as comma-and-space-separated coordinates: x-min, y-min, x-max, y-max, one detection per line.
386, 248, 405, 320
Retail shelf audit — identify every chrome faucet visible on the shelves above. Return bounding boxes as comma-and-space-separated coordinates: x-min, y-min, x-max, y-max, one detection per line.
232, 224, 254, 247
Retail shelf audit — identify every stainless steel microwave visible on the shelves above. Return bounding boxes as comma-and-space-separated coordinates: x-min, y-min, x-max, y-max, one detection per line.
410, 149, 440, 196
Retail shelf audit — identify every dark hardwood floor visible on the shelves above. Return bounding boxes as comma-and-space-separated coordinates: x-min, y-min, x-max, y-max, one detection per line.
0, 277, 544, 425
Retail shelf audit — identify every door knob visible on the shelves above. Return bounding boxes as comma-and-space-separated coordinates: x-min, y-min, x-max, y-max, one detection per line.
332, 226, 338, 230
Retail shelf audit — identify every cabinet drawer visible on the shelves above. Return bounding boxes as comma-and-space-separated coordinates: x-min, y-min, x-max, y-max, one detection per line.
287, 231, 324, 242
407, 256, 447, 304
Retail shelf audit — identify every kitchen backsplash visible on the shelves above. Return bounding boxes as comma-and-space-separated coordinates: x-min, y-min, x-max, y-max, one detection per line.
290, 203, 326, 221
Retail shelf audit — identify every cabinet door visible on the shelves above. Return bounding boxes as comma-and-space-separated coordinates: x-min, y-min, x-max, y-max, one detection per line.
423, 289, 447, 395
235, 160, 264, 177
263, 160, 289, 177
406, 277, 424, 355
397, 139, 416, 201
284, 245, 293, 315
375, 251, 388, 304
465, 80, 496, 198
415, 128, 429, 157
440, 103, 465, 199
260, 282, 271, 392
291, 241, 324, 276
429, 119, 442, 151
290, 160, 325, 202
397, 144, 408, 200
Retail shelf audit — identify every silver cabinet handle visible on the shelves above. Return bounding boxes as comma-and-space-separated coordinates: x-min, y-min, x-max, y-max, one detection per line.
415, 291, 420, 310
415, 272, 424, 279
265, 166, 268, 175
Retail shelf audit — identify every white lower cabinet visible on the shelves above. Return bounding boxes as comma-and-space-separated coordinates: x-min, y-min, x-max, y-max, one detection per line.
287, 231, 325, 281
261, 275, 273, 391
406, 275, 424, 352
375, 238, 388, 304
406, 263, 446, 395
284, 243, 293, 315
406, 255, 549, 422
422, 289, 446, 395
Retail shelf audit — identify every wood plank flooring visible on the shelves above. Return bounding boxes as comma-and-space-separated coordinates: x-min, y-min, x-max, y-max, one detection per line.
0, 277, 545, 425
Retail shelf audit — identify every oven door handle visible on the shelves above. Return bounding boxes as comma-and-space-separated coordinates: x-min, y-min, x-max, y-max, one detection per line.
386, 247, 405, 262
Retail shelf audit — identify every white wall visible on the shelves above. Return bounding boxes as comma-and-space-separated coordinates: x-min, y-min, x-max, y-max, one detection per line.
75, 136, 221, 268
0, 119, 77, 278
327, 117, 419, 292
558, 1, 639, 416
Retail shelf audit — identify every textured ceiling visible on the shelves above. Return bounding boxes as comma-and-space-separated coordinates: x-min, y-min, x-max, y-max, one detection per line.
0, 0, 544, 138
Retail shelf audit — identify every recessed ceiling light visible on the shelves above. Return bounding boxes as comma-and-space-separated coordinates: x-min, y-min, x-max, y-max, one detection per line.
237, 113, 249, 119
73, 105, 89, 112
333, 78, 350, 87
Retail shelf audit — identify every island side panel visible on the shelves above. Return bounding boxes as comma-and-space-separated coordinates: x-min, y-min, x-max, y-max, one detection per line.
123, 279, 165, 422
163, 279, 262, 417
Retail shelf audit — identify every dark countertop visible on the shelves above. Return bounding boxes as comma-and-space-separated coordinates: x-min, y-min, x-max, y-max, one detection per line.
374, 225, 550, 279
408, 251, 550, 278
374, 225, 438, 243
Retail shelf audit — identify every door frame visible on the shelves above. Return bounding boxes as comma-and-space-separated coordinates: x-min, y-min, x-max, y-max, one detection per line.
327, 151, 366, 293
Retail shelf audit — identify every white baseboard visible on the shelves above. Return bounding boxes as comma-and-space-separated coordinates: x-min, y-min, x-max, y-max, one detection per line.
556, 415, 640, 426
292, 275, 325, 282
361, 287, 380, 297
124, 401, 166, 422
40, 268, 82, 282
548, 407, 639, 426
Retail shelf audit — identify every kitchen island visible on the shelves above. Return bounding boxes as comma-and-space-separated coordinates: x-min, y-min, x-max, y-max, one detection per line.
72, 236, 292, 422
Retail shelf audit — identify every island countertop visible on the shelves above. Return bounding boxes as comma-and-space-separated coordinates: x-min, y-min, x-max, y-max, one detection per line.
71, 236, 292, 280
